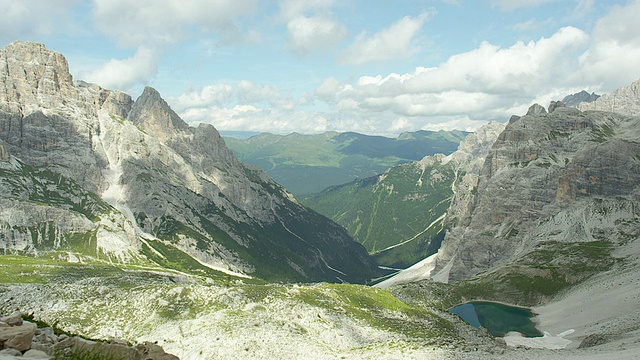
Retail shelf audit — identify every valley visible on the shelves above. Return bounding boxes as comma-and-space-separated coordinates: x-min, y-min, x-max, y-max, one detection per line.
0, 41, 639, 360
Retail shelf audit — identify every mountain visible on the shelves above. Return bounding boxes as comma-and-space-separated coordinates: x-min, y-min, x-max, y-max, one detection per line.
0, 41, 378, 283
578, 78, 640, 116
1, 41, 639, 359
382, 94, 640, 353
300, 123, 504, 269
223, 129, 469, 195
561, 90, 600, 107
434, 100, 639, 283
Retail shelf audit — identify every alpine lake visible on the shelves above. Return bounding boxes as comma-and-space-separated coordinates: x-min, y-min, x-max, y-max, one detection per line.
449, 301, 543, 337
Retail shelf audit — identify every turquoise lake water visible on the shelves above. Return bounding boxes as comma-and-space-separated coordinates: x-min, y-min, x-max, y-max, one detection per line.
449, 301, 543, 337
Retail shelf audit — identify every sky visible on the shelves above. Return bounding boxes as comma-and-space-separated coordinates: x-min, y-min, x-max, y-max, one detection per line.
1, 0, 639, 136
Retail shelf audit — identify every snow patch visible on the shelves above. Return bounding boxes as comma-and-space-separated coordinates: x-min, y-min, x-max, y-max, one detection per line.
504, 329, 574, 349
375, 252, 438, 289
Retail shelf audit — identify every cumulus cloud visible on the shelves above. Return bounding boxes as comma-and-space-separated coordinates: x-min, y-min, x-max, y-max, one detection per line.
326, 26, 589, 117
180, 105, 334, 134
177, 25, 597, 136
173, 1, 640, 136
280, 0, 348, 54
338, 12, 431, 65
81, 48, 158, 91
0, 0, 79, 43
577, 0, 640, 89
85, 0, 257, 92
170, 80, 293, 114
173, 84, 235, 110
286, 16, 348, 55
92, 0, 256, 48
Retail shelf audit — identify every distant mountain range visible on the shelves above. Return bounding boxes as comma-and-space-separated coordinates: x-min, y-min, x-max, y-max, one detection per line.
561, 90, 600, 107
223, 130, 469, 195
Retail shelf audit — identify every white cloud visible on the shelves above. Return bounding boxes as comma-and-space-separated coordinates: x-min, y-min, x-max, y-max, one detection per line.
177, 24, 598, 136
81, 48, 157, 91
181, 105, 334, 134
237, 81, 293, 108
280, 0, 347, 54
577, 0, 640, 89
92, 0, 256, 48
273, 25, 591, 135
338, 12, 431, 65
315, 78, 344, 102
286, 16, 348, 54
170, 80, 293, 114
172, 2, 640, 137
0, 0, 79, 43
173, 84, 235, 110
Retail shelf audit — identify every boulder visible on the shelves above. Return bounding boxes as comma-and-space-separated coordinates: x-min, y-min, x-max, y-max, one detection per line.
0, 322, 36, 351
136, 341, 180, 360
22, 349, 52, 359
0, 313, 21, 327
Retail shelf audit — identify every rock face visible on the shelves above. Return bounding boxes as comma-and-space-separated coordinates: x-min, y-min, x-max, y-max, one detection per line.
433, 101, 640, 282
578, 78, 640, 116
0, 140, 8, 162
127, 86, 189, 143
562, 90, 600, 107
0, 41, 377, 283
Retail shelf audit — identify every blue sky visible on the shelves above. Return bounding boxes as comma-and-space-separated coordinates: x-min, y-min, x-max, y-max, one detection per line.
1, 0, 639, 136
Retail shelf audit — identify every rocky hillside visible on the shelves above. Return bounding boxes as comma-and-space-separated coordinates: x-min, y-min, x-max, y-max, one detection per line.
224, 130, 468, 195
300, 123, 504, 269
0, 41, 378, 283
433, 100, 640, 283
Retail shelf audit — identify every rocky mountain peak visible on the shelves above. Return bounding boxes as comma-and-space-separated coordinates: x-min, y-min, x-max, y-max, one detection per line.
0, 41, 75, 114
127, 86, 189, 142
526, 103, 547, 115
579, 78, 640, 116
562, 90, 600, 107
548, 100, 565, 113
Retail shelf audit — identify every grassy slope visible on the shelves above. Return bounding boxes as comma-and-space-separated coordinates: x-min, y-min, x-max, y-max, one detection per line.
300, 160, 455, 268
0, 259, 494, 359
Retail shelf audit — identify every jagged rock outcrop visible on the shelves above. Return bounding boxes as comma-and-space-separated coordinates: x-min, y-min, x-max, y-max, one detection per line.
0, 41, 378, 283
127, 87, 189, 143
0, 312, 178, 359
548, 100, 565, 113
562, 90, 600, 107
434, 101, 640, 282
579, 78, 640, 116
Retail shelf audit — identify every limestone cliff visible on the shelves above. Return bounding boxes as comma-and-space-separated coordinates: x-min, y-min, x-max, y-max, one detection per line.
434, 101, 640, 282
